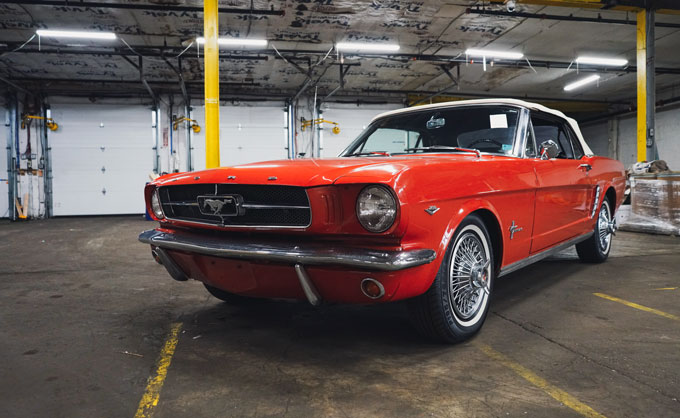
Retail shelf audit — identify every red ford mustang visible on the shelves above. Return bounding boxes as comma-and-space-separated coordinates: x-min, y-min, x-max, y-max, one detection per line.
140, 99, 625, 343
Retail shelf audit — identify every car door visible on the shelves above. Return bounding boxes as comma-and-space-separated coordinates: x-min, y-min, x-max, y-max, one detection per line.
530, 113, 594, 253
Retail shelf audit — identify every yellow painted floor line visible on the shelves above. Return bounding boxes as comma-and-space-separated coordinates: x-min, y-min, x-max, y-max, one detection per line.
593, 293, 679, 321
476, 343, 607, 418
134, 322, 183, 418
653, 287, 677, 291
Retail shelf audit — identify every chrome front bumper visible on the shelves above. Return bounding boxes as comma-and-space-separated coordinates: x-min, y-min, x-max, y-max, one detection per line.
138, 229, 436, 272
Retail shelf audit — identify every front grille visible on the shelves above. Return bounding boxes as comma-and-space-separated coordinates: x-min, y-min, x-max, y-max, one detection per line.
159, 184, 311, 227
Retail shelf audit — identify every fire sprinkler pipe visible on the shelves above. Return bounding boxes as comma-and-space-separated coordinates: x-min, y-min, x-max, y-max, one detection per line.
203, 0, 220, 169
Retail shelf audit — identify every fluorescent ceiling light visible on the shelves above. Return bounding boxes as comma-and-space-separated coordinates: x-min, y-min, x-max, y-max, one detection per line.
564, 75, 600, 91
576, 56, 628, 67
336, 42, 400, 52
196, 37, 267, 47
36, 29, 116, 40
465, 48, 523, 60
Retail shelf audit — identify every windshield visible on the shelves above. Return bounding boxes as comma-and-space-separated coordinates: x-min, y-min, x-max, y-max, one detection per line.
341, 105, 521, 157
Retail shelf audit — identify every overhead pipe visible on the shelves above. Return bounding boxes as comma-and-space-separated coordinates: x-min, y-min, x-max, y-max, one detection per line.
161, 55, 189, 108
203, 0, 220, 169
467, 7, 680, 29
4, 1, 285, 15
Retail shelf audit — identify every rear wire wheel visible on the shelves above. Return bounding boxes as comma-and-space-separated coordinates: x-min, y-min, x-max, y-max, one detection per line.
409, 214, 494, 343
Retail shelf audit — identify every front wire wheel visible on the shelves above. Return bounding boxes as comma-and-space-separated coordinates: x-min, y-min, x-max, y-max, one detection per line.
409, 214, 494, 343
576, 198, 615, 263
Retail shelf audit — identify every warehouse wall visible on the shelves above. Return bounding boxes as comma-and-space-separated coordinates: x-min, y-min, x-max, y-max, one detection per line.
581, 105, 680, 170
1, 102, 8, 218
3, 96, 402, 218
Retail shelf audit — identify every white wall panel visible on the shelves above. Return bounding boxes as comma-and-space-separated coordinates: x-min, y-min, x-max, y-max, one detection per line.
320, 104, 402, 158
580, 106, 680, 170
1, 105, 8, 218
192, 104, 287, 171
49, 104, 154, 215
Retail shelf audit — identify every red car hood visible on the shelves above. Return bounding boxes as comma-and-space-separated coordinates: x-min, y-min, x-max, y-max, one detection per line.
155, 154, 488, 187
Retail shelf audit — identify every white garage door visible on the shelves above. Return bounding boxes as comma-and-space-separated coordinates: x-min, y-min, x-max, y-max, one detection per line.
192, 104, 287, 170
320, 104, 402, 158
49, 104, 154, 216
1, 105, 8, 218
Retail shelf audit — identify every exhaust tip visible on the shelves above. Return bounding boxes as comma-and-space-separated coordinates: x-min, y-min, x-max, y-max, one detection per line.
361, 278, 385, 299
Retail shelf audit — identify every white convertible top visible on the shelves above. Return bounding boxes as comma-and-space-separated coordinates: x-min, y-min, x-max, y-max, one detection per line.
371, 98, 593, 156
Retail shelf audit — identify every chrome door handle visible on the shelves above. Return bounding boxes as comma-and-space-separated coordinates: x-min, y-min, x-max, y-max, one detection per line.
579, 164, 592, 171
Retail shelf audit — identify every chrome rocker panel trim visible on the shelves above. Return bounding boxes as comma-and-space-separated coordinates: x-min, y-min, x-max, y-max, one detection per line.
499, 231, 594, 277
139, 229, 436, 272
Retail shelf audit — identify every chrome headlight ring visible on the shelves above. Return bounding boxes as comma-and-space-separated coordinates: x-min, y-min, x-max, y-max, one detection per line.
356, 185, 397, 233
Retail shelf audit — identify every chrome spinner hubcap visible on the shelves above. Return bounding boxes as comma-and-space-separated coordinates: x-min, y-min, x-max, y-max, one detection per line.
449, 232, 491, 321
598, 203, 613, 252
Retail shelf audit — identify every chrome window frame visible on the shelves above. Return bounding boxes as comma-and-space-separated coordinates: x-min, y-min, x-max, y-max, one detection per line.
340, 104, 528, 159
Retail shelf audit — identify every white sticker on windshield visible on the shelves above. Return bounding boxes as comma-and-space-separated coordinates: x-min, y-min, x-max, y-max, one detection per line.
490, 114, 508, 129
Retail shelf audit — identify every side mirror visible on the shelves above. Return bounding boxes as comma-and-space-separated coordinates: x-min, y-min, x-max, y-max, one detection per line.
539, 139, 559, 160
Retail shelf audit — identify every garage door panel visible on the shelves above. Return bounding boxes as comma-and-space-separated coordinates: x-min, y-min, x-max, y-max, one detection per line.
221, 147, 287, 166
192, 105, 287, 170
51, 104, 153, 216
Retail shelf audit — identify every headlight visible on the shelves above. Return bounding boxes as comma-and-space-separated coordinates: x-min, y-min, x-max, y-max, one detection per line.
356, 185, 397, 233
151, 189, 165, 220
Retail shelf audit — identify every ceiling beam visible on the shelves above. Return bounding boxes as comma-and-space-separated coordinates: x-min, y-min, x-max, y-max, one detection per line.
120, 55, 158, 105
2, 1, 285, 16
4, 45, 680, 75
468, 7, 680, 28
0, 73, 32, 95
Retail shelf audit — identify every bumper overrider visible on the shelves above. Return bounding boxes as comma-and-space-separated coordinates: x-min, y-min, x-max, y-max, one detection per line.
138, 229, 436, 305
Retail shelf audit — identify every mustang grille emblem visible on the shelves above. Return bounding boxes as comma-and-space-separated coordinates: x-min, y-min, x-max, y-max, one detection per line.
197, 195, 242, 217
203, 198, 228, 215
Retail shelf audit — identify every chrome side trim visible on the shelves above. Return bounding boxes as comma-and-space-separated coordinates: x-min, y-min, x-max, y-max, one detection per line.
499, 231, 593, 278
240, 203, 310, 210
591, 186, 601, 218
139, 229, 436, 271
154, 247, 189, 281
294, 264, 322, 306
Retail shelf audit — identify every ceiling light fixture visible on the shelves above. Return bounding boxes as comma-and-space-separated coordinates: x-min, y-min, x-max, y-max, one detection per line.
564, 75, 601, 91
465, 48, 523, 60
575, 56, 628, 67
36, 29, 117, 40
196, 37, 268, 47
335, 42, 400, 52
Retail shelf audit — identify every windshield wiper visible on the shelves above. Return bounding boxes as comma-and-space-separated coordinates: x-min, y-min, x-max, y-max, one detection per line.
403, 146, 481, 158
344, 151, 391, 157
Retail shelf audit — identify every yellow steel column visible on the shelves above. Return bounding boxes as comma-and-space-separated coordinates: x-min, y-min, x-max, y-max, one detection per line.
636, 10, 647, 162
203, 0, 220, 168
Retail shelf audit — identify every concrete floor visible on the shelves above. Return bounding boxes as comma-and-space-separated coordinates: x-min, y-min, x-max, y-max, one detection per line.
1, 216, 678, 418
